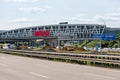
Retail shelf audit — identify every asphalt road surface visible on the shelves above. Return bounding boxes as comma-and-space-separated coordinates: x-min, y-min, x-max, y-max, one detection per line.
0, 53, 120, 80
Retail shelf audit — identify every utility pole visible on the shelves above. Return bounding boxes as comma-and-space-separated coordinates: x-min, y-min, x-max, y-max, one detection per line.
99, 34, 103, 52
58, 36, 60, 48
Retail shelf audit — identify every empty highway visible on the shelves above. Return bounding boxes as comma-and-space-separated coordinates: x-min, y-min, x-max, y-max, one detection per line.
0, 53, 120, 80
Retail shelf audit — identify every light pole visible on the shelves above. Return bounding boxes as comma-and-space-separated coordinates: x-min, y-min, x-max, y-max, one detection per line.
70, 35, 74, 46
100, 35, 102, 52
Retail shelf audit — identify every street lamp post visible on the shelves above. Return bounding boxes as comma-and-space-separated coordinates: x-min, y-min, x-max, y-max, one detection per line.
100, 36, 102, 52
58, 36, 60, 47
70, 35, 74, 46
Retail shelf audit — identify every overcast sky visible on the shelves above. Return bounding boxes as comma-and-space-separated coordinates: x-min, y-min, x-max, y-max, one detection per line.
0, 0, 120, 30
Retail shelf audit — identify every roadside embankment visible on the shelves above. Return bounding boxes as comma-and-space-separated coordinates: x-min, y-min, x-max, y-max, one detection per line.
0, 49, 120, 69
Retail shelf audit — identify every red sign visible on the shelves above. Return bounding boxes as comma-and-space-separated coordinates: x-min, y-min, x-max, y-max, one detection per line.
34, 30, 50, 37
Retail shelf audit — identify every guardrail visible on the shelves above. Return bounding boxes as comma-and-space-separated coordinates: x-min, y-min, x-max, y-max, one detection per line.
0, 49, 120, 69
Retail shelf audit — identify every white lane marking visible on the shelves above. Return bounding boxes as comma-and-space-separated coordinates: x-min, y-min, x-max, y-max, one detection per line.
0, 63, 8, 67
29, 72, 49, 79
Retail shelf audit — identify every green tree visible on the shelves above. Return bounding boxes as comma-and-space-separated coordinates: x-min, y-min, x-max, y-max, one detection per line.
108, 40, 116, 48
87, 41, 98, 48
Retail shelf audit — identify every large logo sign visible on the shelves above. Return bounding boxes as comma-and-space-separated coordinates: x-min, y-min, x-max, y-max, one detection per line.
34, 30, 50, 37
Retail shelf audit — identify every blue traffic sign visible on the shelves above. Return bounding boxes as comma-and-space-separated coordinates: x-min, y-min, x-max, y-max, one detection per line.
103, 34, 116, 40
93, 34, 116, 40
93, 34, 103, 39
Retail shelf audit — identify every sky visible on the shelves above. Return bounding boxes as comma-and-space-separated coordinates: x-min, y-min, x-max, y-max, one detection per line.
0, 0, 120, 30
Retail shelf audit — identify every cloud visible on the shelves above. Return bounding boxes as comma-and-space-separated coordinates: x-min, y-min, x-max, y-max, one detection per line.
62, 9, 120, 25
93, 12, 120, 22
44, 5, 52, 9
63, 17, 92, 22
19, 7, 46, 12
107, 13, 120, 17
7, 0, 39, 3
62, 13, 95, 24
19, 6, 52, 13
75, 13, 86, 17
93, 8, 120, 22
9, 18, 33, 23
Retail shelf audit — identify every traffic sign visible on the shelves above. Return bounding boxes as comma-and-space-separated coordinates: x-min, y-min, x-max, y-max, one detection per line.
103, 34, 116, 40
93, 34, 116, 40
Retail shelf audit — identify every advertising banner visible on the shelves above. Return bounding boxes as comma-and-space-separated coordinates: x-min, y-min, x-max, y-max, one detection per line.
34, 30, 50, 37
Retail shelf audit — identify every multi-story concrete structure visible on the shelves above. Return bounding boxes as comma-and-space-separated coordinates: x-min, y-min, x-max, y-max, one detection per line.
3, 22, 120, 48
0, 22, 106, 42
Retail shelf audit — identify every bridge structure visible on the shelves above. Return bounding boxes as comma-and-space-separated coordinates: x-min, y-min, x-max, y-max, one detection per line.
0, 23, 106, 47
